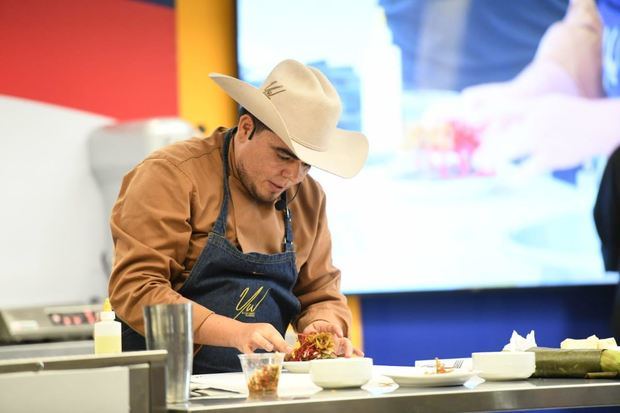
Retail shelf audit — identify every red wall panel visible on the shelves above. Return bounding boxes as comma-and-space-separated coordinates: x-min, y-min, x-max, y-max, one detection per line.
0, 0, 177, 120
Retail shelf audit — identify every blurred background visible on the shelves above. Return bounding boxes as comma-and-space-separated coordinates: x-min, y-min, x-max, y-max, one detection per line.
0, 3, 618, 408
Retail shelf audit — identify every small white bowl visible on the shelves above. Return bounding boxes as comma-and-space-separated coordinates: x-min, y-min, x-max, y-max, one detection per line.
309, 357, 373, 389
472, 351, 535, 380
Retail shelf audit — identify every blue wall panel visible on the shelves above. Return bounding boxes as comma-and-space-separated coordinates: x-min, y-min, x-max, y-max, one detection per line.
361, 285, 616, 365
361, 285, 618, 412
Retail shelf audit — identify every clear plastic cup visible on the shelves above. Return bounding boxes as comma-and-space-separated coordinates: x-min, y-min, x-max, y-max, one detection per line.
238, 352, 284, 399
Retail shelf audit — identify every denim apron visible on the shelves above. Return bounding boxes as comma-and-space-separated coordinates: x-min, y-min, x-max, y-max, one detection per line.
121, 130, 301, 373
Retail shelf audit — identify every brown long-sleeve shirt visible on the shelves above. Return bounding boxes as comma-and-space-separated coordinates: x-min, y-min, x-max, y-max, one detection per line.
108, 128, 351, 341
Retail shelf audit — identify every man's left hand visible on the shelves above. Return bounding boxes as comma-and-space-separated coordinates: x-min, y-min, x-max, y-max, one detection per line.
302, 320, 364, 358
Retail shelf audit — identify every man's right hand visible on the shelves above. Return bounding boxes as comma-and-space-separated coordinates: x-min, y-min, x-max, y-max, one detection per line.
197, 313, 292, 354
234, 322, 292, 354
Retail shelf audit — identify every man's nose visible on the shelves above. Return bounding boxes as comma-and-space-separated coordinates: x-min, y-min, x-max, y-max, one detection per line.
282, 161, 305, 183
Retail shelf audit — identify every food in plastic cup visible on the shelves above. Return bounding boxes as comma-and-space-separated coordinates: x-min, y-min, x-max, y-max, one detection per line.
238, 352, 284, 399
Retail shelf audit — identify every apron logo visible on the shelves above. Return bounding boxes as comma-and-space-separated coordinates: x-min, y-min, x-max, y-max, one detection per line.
234, 286, 270, 319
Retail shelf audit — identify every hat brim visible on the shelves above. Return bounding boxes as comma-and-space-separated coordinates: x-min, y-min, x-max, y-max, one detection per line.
209, 73, 369, 178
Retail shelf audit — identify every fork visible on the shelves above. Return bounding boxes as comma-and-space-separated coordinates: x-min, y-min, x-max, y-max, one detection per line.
416, 358, 465, 369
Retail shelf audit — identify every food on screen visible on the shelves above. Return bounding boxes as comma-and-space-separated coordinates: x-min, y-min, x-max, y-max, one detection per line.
404, 119, 482, 178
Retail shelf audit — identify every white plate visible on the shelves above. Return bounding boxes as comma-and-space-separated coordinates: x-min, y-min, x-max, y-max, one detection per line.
477, 371, 532, 381
381, 366, 476, 387
311, 376, 371, 389
283, 361, 311, 373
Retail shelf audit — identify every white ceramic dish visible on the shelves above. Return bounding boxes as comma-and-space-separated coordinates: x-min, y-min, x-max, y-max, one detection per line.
472, 351, 535, 381
310, 357, 373, 389
476, 371, 533, 380
283, 361, 311, 373
380, 366, 476, 387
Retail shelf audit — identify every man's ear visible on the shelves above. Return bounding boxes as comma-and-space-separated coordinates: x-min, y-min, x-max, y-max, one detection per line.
237, 114, 255, 143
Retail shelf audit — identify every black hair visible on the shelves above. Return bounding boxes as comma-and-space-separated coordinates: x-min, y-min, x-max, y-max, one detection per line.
238, 107, 271, 139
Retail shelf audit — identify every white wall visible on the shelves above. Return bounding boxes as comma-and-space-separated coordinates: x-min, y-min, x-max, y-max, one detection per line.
0, 95, 112, 307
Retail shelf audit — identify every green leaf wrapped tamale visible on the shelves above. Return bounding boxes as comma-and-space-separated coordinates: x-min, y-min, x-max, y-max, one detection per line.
601, 349, 620, 374
528, 347, 602, 378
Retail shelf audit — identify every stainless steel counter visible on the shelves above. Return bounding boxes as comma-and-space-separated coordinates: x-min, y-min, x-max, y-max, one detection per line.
0, 350, 167, 413
169, 377, 620, 413
0, 339, 94, 359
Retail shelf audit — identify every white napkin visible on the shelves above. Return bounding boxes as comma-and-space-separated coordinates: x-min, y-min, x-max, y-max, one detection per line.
191, 372, 322, 398
191, 372, 246, 394
502, 330, 537, 352
361, 373, 399, 395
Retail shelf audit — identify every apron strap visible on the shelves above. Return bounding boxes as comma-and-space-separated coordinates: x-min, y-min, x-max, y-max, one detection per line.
214, 128, 295, 252
212, 129, 235, 235
280, 192, 295, 252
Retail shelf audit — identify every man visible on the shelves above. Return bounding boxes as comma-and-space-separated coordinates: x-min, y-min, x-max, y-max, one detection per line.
108, 59, 368, 373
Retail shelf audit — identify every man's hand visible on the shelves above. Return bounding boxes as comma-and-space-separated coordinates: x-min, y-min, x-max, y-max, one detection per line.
198, 314, 292, 354
303, 320, 364, 358
234, 322, 292, 354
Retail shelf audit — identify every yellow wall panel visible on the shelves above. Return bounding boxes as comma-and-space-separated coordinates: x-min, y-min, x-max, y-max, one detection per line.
177, 0, 237, 132
348, 296, 364, 351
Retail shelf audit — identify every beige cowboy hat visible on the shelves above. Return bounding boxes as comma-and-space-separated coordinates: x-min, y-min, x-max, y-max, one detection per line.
209, 59, 369, 178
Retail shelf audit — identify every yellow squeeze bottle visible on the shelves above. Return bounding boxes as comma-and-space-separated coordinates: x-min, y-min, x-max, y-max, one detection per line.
94, 298, 122, 354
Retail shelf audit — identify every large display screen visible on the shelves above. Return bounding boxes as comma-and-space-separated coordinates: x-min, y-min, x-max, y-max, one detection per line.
237, 0, 618, 293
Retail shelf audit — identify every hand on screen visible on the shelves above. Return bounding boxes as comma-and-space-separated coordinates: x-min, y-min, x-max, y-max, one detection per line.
472, 94, 618, 177
421, 59, 581, 134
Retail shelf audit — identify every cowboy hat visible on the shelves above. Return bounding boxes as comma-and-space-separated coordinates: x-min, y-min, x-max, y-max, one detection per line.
209, 59, 369, 178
